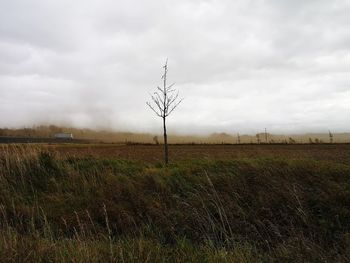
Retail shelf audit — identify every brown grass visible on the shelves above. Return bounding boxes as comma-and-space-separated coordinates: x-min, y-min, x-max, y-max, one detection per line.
44, 143, 350, 164
0, 143, 349, 262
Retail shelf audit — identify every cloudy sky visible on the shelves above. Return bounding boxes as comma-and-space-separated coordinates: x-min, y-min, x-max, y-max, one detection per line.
0, 0, 349, 134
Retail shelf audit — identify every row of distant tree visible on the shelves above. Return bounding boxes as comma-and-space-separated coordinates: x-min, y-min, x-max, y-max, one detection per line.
247, 131, 334, 144
0, 126, 339, 145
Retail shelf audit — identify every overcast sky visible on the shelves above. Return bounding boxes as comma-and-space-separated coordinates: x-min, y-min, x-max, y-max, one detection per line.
0, 0, 349, 135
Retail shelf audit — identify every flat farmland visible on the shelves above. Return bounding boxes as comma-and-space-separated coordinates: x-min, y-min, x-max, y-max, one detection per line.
1, 143, 350, 262
46, 143, 350, 164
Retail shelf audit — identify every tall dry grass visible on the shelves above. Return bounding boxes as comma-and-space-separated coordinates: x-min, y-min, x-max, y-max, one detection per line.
0, 144, 349, 262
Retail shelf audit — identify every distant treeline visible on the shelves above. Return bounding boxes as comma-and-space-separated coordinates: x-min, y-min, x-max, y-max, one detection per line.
0, 136, 90, 144
0, 125, 349, 144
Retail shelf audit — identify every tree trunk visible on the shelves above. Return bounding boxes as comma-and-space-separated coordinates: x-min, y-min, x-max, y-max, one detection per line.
163, 116, 168, 165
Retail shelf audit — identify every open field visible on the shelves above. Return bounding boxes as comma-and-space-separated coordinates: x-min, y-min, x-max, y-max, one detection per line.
48, 143, 350, 164
0, 143, 349, 262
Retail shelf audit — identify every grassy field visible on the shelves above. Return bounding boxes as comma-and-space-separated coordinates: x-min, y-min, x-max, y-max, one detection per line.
47, 143, 350, 163
0, 144, 349, 262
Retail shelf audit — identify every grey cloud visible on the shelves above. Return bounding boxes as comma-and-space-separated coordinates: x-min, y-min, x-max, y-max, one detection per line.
0, 0, 349, 134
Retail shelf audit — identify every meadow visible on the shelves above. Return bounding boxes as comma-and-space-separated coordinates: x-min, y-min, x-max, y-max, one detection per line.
0, 143, 349, 262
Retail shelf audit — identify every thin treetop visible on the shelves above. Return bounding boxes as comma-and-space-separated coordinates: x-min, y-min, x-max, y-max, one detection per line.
147, 59, 183, 164
146, 60, 183, 119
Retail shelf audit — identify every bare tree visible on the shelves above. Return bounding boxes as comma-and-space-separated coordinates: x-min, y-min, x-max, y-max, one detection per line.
153, 136, 159, 145
147, 60, 183, 165
256, 134, 260, 144
329, 130, 334, 144
288, 137, 296, 144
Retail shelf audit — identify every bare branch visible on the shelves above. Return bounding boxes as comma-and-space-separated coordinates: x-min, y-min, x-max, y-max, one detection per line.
154, 92, 164, 106
166, 83, 175, 90
161, 58, 168, 79
166, 98, 183, 117
166, 89, 176, 94
168, 91, 179, 104
157, 86, 165, 95
150, 95, 164, 115
146, 102, 162, 117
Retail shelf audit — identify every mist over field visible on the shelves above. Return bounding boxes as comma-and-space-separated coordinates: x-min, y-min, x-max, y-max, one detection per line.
2, 2, 350, 262
1, 0, 350, 134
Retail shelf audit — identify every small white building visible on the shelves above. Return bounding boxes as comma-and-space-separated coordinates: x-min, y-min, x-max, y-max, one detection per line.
54, 133, 74, 139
